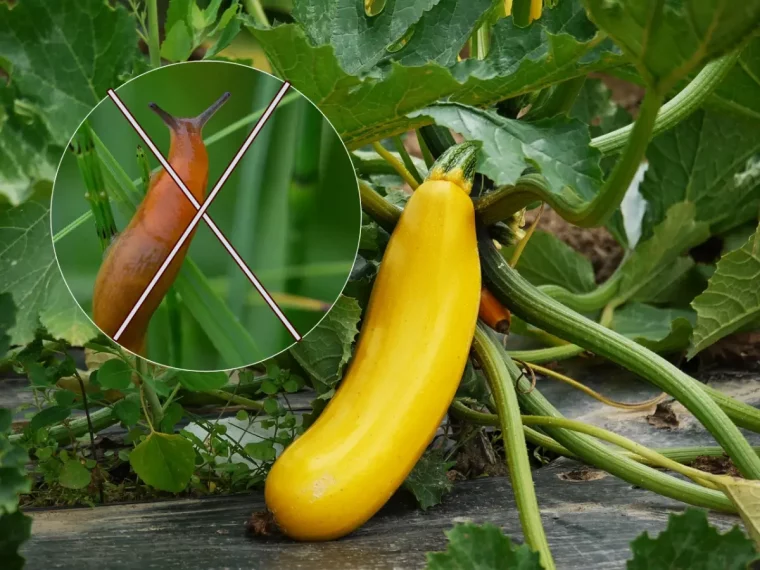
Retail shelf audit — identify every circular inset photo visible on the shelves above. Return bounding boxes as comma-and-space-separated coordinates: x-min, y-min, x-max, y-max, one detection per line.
51, 62, 360, 371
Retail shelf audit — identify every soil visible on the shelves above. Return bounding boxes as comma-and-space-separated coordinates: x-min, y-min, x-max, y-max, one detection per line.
646, 402, 680, 430
690, 455, 741, 478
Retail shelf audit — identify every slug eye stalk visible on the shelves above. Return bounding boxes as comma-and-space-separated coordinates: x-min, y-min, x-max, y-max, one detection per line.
149, 91, 231, 131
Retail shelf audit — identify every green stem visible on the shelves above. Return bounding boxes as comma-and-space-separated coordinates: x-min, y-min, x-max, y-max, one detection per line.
480, 234, 760, 479
137, 359, 164, 428
475, 90, 663, 227
286, 101, 323, 294
242, 0, 270, 27
392, 135, 423, 185
526, 77, 586, 121
147, 0, 161, 68
519, 416, 723, 489
359, 180, 402, 233
226, 80, 281, 320
10, 406, 119, 445
463, 359, 733, 511
473, 325, 555, 569
591, 50, 741, 156
416, 130, 436, 168
205, 390, 265, 411
453, 401, 760, 466
537, 271, 622, 313
507, 344, 585, 364
165, 288, 182, 367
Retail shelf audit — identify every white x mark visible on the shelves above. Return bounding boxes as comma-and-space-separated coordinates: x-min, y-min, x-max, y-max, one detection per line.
106, 82, 301, 343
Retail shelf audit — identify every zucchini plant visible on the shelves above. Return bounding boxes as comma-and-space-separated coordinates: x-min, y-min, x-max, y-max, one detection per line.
2, 0, 760, 567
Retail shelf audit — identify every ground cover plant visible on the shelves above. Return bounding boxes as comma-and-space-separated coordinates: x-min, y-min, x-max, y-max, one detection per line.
2, 0, 760, 568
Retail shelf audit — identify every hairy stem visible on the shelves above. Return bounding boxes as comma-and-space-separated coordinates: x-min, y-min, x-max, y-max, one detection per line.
147, 0, 161, 68
473, 325, 555, 569
480, 234, 760, 479
591, 50, 741, 155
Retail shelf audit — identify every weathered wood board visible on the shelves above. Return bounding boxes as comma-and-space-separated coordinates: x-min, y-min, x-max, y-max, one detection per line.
23, 459, 746, 570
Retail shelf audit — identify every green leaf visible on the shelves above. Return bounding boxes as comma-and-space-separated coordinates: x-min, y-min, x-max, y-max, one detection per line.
392, 0, 498, 68
160, 19, 195, 61
96, 359, 133, 390
689, 223, 760, 357
29, 406, 71, 433
614, 202, 710, 305
640, 109, 760, 241
426, 522, 542, 569
583, 0, 760, 92
249, 0, 622, 148
129, 432, 195, 493
413, 104, 603, 205
58, 459, 91, 490
0, 188, 97, 345
611, 303, 695, 353
0, 293, 14, 357
244, 440, 276, 462
176, 371, 228, 392
503, 230, 596, 293
113, 398, 141, 427
0, 0, 138, 147
627, 508, 759, 569
708, 36, 760, 122
0, 83, 59, 205
159, 402, 184, 433
204, 2, 242, 59
294, 0, 499, 71
0, 510, 32, 570
403, 450, 454, 510
290, 295, 361, 392
294, 0, 439, 74
570, 78, 632, 139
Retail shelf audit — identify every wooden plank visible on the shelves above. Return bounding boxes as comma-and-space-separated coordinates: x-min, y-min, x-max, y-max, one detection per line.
22, 459, 744, 569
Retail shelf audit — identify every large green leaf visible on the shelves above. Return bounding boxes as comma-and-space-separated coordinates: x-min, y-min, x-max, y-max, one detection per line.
0, 293, 14, 356
0, 188, 96, 345
627, 508, 758, 569
294, 0, 440, 73
0, 84, 59, 205
249, 0, 622, 148
289, 295, 361, 393
0, 0, 138, 147
709, 36, 760, 122
615, 202, 710, 306
639, 109, 760, 241
689, 223, 760, 357
412, 103, 603, 203
426, 522, 542, 569
393, 0, 499, 68
583, 0, 760, 92
503, 230, 596, 293
611, 303, 695, 353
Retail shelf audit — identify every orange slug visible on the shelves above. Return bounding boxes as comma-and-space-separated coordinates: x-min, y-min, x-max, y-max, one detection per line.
92, 92, 230, 354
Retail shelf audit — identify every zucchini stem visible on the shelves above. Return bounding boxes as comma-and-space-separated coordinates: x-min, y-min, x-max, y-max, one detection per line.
591, 50, 742, 155
480, 234, 760, 479
372, 142, 420, 189
475, 90, 663, 227
473, 324, 556, 569
392, 135, 424, 185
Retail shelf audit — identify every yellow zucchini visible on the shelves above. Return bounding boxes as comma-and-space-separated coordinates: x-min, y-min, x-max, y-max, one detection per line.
265, 142, 482, 540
